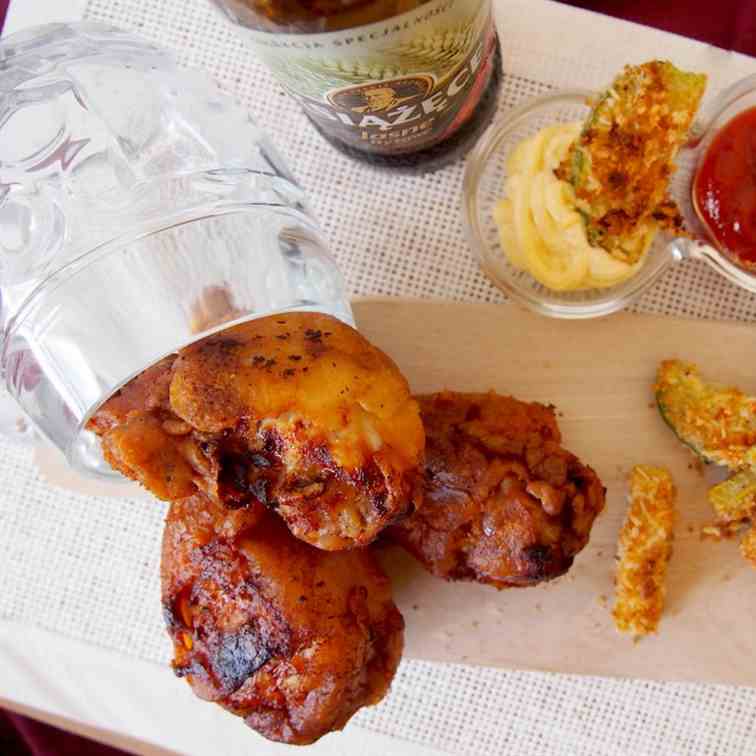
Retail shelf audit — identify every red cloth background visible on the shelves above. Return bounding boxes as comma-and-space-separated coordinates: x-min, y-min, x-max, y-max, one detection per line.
567, 0, 756, 56
0, 0, 754, 753
0, 710, 126, 756
0, 0, 755, 53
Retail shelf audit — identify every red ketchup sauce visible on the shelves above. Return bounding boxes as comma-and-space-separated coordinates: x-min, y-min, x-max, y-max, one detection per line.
694, 106, 756, 268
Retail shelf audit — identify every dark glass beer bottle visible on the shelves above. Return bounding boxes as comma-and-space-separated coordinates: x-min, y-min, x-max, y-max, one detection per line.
211, 0, 501, 170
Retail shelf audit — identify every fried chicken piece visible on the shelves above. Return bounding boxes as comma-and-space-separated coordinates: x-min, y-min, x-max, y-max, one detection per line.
612, 465, 676, 637
161, 493, 403, 745
87, 355, 202, 501
389, 392, 606, 587
88, 313, 424, 550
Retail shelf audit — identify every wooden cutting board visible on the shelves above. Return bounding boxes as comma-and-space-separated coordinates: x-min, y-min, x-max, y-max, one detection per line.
36, 298, 756, 686
354, 298, 756, 687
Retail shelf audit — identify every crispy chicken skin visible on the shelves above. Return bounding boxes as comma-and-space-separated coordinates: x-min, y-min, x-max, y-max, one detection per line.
88, 313, 425, 550
162, 493, 404, 745
389, 392, 606, 587
87, 355, 199, 501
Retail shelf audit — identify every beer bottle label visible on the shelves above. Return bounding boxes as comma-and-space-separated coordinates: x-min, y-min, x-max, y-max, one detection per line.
239, 0, 497, 154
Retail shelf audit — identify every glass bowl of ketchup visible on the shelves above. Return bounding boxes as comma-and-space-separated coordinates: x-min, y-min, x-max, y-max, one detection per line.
687, 74, 756, 288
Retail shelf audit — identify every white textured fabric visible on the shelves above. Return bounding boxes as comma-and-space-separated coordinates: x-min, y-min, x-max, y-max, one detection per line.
84, 0, 756, 322
3, 0, 756, 753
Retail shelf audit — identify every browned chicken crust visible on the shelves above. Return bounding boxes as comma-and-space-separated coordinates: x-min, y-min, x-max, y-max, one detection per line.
161, 493, 404, 745
88, 313, 424, 550
389, 392, 606, 587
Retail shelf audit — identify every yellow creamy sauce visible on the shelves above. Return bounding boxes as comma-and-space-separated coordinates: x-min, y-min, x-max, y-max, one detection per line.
494, 123, 654, 291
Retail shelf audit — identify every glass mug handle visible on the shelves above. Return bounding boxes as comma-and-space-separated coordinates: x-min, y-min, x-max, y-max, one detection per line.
0, 347, 38, 443
0, 398, 36, 444
687, 72, 756, 147
675, 72, 756, 291
666, 236, 756, 294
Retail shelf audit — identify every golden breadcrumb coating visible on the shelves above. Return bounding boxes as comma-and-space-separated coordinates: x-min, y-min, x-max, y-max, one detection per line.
656, 360, 756, 470
613, 465, 676, 637
557, 61, 706, 263
707, 470, 756, 568
700, 521, 745, 542
708, 469, 756, 524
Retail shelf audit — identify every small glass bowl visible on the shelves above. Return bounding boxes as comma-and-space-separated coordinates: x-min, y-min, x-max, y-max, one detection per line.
463, 86, 756, 318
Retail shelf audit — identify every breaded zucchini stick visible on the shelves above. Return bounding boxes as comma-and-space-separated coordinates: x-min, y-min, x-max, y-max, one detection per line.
707, 471, 756, 566
708, 469, 756, 523
656, 360, 756, 470
613, 465, 676, 636
558, 61, 706, 264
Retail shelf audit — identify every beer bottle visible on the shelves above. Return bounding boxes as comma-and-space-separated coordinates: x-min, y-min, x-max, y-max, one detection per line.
210, 0, 501, 170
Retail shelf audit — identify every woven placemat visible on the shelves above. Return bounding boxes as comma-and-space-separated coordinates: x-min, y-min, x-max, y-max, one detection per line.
3, 0, 756, 753
81, 0, 756, 324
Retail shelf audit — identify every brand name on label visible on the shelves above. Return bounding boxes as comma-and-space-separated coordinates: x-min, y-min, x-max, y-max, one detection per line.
299, 42, 485, 134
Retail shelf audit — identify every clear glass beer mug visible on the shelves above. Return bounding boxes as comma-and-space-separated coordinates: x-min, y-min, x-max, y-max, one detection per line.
0, 22, 351, 476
